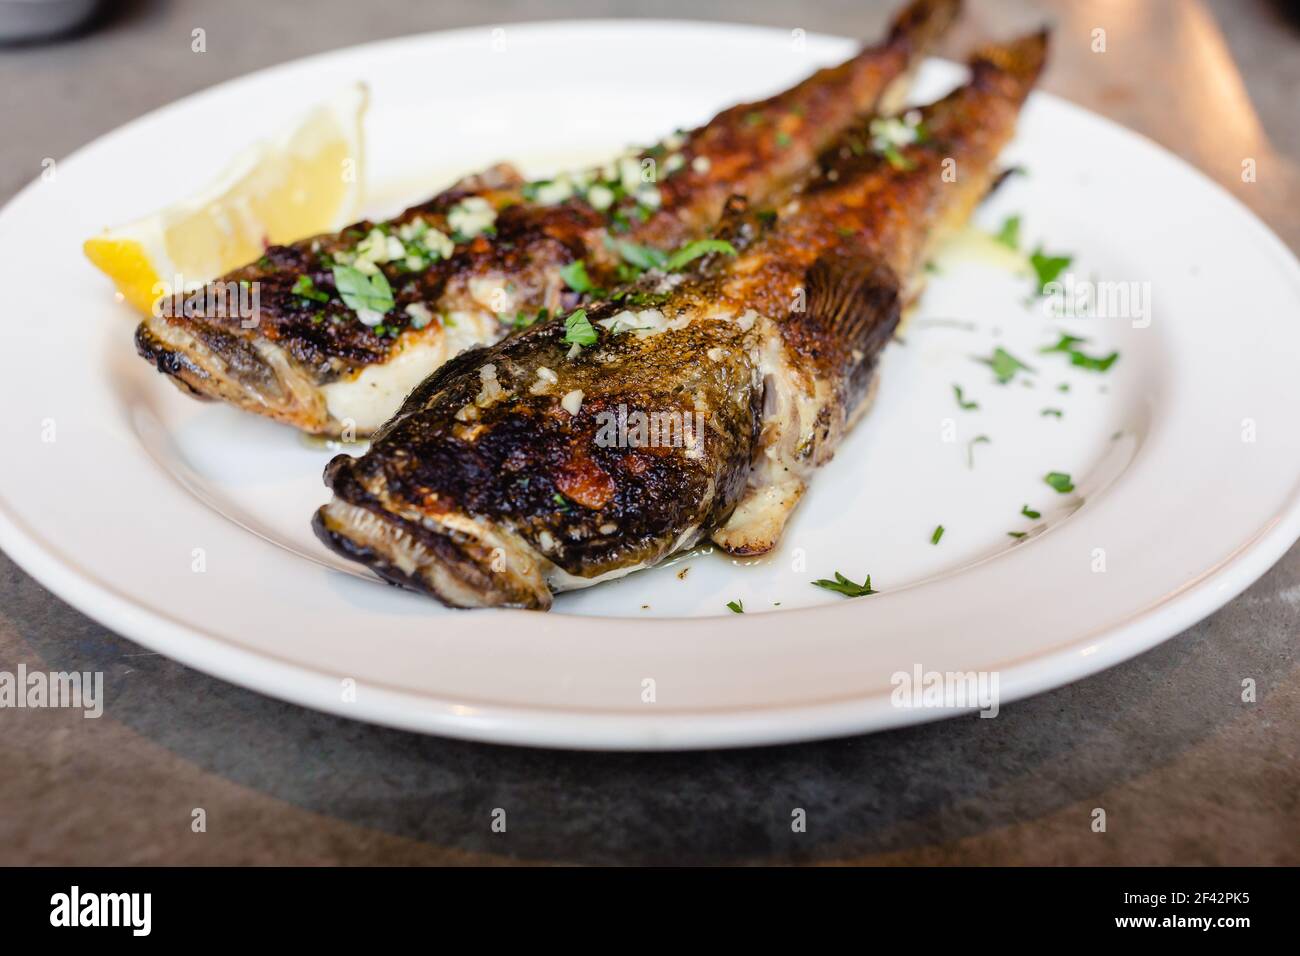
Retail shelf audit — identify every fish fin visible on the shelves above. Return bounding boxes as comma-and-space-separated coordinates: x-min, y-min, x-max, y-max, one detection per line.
711, 477, 806, 556
793, 251, 902, 364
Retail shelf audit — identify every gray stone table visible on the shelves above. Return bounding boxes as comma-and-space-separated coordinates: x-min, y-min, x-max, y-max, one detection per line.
1, 0, 1296, 864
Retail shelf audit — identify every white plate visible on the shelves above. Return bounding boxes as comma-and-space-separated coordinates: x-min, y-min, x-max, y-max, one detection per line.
2, 22, 1298, 750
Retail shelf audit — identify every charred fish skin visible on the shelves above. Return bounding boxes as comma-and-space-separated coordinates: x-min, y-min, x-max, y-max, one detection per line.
313, 30, 1048, 610
315, 304, 765, 609
132, 0, 961, 437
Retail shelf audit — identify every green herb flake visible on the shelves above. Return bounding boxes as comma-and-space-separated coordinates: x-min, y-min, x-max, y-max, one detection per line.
980, 347, 1034, 385
607, 238, 668, 273
931, 525, 945, 545
331, 264, 394, 316
994, 214, 1021, 250
1041, 408, 1064, 418
563, 308, 597, 347
513, 308, 548, 330
1007, 531, 1027, 539
559, 259, 596, 294
967, 434, 991, 469
1029, 247, 1073, 294
1044, 471, 1075, 494
291, 274, 330, 303
1021, 505, 1041, 519
953, 384, 979, 411
775, 130, 792, 149
1040, 334, 1120, 373
727, 599, 744, 614
811, 572, 877, 598
664, 239, 737, 272
882, 145, 915, 171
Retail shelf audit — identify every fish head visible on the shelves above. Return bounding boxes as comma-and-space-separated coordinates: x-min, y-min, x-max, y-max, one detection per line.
314, 303, 764, 609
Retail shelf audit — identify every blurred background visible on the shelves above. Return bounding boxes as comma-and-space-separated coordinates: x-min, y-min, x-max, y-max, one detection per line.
1, 1, 1297, 865
2, 0, 1297, 250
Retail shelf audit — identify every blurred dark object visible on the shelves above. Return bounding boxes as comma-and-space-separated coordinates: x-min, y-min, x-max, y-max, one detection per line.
0, 0, 99, 43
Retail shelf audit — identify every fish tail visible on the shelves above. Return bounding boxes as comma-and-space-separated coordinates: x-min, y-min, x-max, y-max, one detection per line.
969, 29, 1050, 102
887, 0, 963, 56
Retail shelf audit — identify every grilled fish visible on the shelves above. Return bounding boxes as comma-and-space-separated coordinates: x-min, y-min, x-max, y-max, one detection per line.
313, 31, 1048, 609
135, 0, 960, 436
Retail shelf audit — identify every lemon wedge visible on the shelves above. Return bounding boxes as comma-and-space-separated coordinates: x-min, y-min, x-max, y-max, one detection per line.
84, 83, 368, 315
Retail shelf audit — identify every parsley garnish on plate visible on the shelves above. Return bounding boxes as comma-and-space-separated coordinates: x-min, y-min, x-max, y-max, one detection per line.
291, 274, 330, 303
1044, 471, 1075, 494
332, 264, 393, 316
1021, 504, 1041, 519
1041, 408, 1064, 418
953, 384, 979, 410
563, 308, 597, 347
994, 214, 1021, 250
1029, 247, 1073, 293
931, 525, 945, 545
812, 572, 877, 598
1040, 333, 1119, 372
1007, 531, 1027, 539
726, 599, 744, 614
979, 347, 1034, 384
664, 239, 737, 272
967, 434, 991, 469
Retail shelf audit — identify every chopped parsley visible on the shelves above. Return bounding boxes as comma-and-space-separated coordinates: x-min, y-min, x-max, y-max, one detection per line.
664, 239, 738, 272
812, 572, 877, 598
1021, 505, 1041, 519
980, 347, 1034, 385
1041, 408, 1064, 418
291, 274, 330, 303
774, 130, 792, 149
608, 238, 668, 273
869, 113, 927, 171
559, 259, 597, 294
953, 384, 979, 411
1007, 531, 1027, 539
331, 264, 393, 317
513, 308, 548, 330
1044, 471, 1075, 494
967, 434, 991, 469
1029, 247, 1073, 294
726, 599, 744, 614
931, 525, 945, 545
1040, 333, 1119, 372
994, 214, 1021, 250
563, 308, 597, 347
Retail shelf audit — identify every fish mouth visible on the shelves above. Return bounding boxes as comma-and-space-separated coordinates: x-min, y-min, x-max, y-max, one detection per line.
135, 313, 333, 434
313, 497, 554, 610
314, 447, 554, 609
